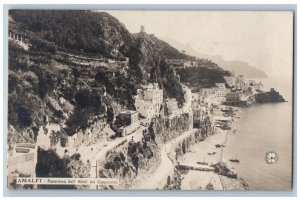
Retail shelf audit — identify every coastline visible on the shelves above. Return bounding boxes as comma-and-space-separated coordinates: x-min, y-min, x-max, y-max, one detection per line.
178, 107, 249, 190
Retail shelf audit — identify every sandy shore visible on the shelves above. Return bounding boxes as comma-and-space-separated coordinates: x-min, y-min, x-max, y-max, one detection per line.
179, 108, 248, 190
179, 129, 229, 190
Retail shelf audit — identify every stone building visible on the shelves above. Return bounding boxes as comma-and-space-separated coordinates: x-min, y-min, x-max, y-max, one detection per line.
166, 98, 180, 116
118, 110, 139, 125
134, 83, 163, 118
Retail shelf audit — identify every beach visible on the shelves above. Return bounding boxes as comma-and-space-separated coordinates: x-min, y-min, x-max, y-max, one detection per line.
179, 107, 249, 190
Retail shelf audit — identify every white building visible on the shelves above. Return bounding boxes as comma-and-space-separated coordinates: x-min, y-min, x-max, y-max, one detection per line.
214, 82, 227, 98
199, 88, 216, 98
182, 85, 193, 113
135, 83, 163, 118
214, 88, 226, 98
254, 82, 264, 90
191, 93, 201, 110
216, 82, 226, 89
166, 98, 180, 116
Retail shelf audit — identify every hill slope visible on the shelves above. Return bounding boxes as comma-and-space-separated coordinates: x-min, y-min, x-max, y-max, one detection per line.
8, 10, 189, 138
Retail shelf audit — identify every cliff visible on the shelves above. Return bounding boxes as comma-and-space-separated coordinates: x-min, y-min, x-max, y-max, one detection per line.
98, 112, 194, 189
8, 10, 188, 139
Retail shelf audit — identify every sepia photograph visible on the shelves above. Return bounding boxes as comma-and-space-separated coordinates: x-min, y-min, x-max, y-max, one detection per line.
6, 9, 294, 191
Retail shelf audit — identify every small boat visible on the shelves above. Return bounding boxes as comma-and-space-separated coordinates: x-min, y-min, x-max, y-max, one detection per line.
221, 107, 232, 112
221, 124, 231, 130
229, 154, 240, 163
215, 144, 226, 148
197, 161, 209, 165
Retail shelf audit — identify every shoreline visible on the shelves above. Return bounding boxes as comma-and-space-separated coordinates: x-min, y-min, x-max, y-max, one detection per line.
178, 107, 249, 190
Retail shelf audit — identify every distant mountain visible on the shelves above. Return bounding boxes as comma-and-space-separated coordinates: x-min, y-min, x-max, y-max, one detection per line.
162, 37, 268, 78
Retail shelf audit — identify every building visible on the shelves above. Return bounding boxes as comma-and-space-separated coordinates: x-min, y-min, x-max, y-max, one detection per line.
135, 83, 163, 118
7, 143, 37, 179
118, 110, 139, 125
232, 76, 248, 91
199, 88, 216, 98
60, 129, 70, 147
254, 81, 264, 90
8, 30, 30, 50
166, 98, 180, 116
226, 92, 241, 101
224, 92, 248, 107
191, 93, 202, 110
214, 82, 227, 98
183, 61, 192, 68
182, 85, 192, 110
214, 88, 228, 98
193, 109, 202, 128
113, 110, 140, 137
216, 82, 226, 89
248, 80, 256, 86
193, 106, 208, 128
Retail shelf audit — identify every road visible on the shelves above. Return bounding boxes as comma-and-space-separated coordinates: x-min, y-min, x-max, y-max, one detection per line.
131, 128, 197, 190
90, 124, 146, 178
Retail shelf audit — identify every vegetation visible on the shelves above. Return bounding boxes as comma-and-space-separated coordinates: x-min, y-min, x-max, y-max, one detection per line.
148, 34, 195, 60
10, 10, 134, 58
176, 67, 231, 89
35, 148, 90, 189
8, 10, 229, 141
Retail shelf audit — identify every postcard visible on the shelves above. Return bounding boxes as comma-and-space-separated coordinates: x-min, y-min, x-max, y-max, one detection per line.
7, 10, 294, 190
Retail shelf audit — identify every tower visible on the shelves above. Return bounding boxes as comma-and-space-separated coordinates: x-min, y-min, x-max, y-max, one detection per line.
140, 25, 145, 33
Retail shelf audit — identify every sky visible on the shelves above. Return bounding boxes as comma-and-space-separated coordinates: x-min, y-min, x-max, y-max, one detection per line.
105, 11, 293, 79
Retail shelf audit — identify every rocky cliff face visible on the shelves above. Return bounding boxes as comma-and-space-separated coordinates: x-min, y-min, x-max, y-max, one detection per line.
128, 33, 186, 106
8, 10, 189, 140
98, 112, 193, 189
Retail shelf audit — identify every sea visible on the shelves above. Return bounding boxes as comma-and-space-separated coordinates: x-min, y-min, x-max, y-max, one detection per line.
223, 77, 293, 190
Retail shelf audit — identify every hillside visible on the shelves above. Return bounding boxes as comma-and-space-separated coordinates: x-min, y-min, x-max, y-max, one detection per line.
9, 10, 134, 59
141, 33, 195, 60
176, 67, 231, 90
8, 10, 188, 138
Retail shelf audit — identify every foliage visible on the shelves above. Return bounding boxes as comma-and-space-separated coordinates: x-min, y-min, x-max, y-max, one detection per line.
30, 38, 56, 54
49, 131, 60, 146
148, 34, 195, 60
176, 67, 230, 89
10, 10, 134, 58
75, 89, 102, 109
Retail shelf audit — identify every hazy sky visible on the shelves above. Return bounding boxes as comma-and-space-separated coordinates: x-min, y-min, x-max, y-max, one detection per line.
105, 11, 293, 78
